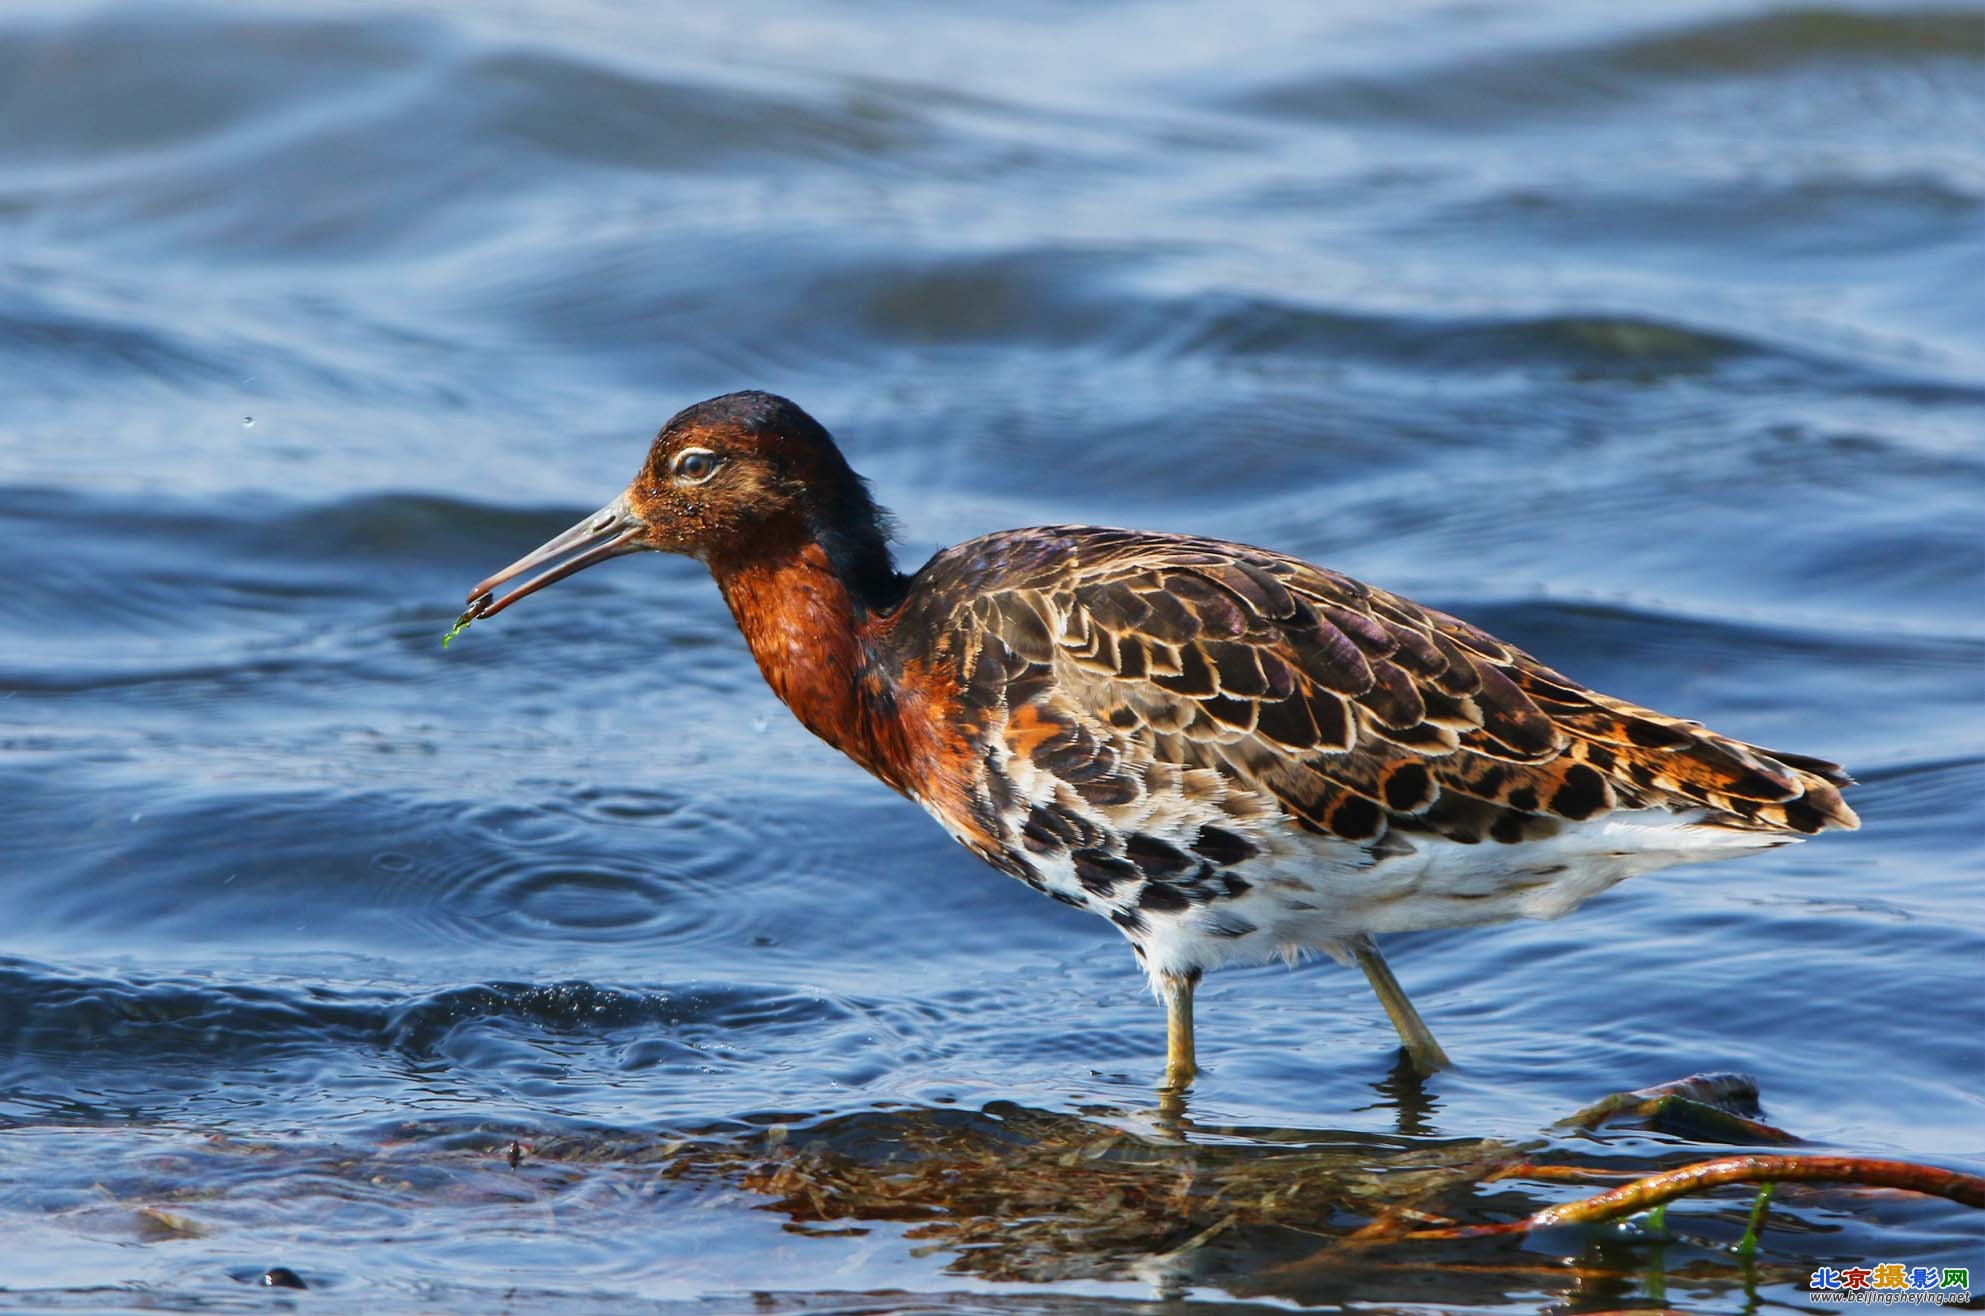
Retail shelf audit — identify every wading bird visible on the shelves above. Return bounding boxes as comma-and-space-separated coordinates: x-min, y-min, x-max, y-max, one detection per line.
460, 392, 1857, 1088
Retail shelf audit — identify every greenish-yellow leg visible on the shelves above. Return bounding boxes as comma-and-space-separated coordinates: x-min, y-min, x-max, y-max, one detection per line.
1161, 970, 1199, 1091
1349, 934, 1451, 1076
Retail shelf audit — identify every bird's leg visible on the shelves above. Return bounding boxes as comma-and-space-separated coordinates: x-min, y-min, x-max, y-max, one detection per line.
1160, 969, 1200, 1092
1349, 934, 1450, 1076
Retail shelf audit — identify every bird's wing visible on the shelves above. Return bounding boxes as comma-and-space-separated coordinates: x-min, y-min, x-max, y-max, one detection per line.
931, 527, 1856, 851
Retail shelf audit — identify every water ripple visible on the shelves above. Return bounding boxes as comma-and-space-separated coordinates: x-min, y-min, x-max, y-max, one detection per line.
2, 0, 1981, 1306
1235, 7, 1985, 129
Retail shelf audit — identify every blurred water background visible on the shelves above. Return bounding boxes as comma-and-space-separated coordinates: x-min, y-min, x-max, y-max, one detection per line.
1, 0, 1981, 1310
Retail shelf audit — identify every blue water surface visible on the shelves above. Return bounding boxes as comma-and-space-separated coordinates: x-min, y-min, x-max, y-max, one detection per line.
1, 1, 1981, 1310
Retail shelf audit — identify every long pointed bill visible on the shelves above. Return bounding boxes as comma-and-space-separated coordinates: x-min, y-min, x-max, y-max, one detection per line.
459, 493, 648, 625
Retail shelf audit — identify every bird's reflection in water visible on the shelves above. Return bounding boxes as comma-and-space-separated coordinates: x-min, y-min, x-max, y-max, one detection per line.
1368, 1048, 1441, 1137
1148, 1046, 1440, 1141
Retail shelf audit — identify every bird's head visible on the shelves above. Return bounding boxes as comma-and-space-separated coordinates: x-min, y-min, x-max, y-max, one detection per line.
464, 391, 899, 623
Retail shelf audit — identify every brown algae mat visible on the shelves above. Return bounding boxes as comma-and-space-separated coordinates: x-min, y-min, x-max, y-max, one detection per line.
29, 1072, 1981, 1307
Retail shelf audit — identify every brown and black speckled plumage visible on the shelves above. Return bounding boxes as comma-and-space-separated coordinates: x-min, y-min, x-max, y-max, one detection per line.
465, 392, 1859, 1087
898, 524, 1855, 856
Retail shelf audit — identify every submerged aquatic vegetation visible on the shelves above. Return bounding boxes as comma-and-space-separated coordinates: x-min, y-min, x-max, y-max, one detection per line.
631, 1075, 1982, 1295
47, 1075, 1979, 1306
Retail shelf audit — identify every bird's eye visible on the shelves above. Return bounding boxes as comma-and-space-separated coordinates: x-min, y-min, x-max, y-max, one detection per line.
671, 448, 720, 484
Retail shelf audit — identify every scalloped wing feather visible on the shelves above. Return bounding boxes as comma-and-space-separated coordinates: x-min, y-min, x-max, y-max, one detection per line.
906, 526, 1858, 860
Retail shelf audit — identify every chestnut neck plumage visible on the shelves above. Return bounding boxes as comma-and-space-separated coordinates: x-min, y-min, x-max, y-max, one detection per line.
708, 517, 926, 793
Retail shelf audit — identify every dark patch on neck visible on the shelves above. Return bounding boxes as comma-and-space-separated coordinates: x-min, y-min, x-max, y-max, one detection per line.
811, 498, 906, 616
794, 443, 905, 615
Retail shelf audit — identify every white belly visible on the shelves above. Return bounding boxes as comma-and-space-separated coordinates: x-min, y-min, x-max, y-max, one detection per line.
1125, 808, 1792, 981
929, 789, 1799, 987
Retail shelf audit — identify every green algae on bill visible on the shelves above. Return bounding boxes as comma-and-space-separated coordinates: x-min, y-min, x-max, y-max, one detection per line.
442, 595, 492, 648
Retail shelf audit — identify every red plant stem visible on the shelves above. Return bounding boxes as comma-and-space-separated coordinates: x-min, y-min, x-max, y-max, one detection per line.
1403, 1155, 1985, 1240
